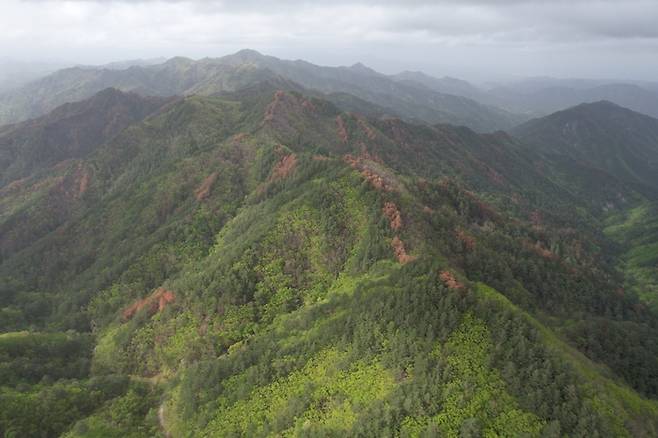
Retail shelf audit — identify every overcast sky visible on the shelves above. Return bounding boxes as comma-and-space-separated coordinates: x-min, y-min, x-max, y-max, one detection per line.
2, 0, 658, 81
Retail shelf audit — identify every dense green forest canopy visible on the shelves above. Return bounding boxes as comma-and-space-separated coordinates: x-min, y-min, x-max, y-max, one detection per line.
1, 82, 658, 437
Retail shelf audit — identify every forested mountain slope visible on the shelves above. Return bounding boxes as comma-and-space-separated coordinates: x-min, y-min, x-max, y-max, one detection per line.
0, 88, 175, 187
0, 89, 176, 261
511, 101, 658, 313
513, 101, 658, 193
0, 50, 522, 133
1, 86, 658, 437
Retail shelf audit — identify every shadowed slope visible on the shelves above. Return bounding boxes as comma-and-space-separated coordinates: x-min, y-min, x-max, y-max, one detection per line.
513, 101, 658, 193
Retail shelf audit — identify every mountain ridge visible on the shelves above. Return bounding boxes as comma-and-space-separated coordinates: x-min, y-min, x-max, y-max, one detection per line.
0, 49, 524, 133
512, 100, 658, 194
0, 88, 176, 187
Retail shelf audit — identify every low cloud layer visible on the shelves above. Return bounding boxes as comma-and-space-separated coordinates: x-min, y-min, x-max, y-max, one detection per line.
2, 0, 657, 80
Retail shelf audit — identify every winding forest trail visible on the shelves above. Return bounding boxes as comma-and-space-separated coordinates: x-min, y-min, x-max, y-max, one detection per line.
158, 403, 172, 438
128, 374, 171, 437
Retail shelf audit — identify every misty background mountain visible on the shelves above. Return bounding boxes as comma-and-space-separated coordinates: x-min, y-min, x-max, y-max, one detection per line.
4, 50, 658, 133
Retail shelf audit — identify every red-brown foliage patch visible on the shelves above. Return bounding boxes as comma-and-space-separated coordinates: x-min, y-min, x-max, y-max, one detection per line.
383, 202, 403, 231
264, 90, 287, 122
195, 172, 218, 201
382, 118, 411, 148
343, 154, 358, 167
78, 170, 90, 196
486, 166, 505, 185
524, 240, 558, 261
123, 287, 176, 321
271, 153, 298, 180
344, 154, 397, 192
336, 115, 349, 143
73, 163, 91, 198
455, 228, 476, 251
301, 99, 317, 112
53, 162, 92, 200
263, 91, 317, 127
464, 190, 497, 223
391, 236, 415, 264
357, 117, 377, 140
232, 132, 249, 144
529, 210, 543, 228
0, 177, 28, 195
439, 270, 464, 290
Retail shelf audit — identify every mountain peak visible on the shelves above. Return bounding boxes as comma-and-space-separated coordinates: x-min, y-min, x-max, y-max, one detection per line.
164, 56, 195, 67
550, 100, 649, 122
230, 48, 267, 62
234, 48, 264, 57
513, 98, 658, 190
573, 100, 622, 111
349, 62, 378, 75
92, 87, 129, 99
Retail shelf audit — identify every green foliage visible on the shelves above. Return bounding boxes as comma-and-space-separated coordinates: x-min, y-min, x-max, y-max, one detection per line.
0, 331, 93, 385
63, 383, 161, 438
401, 314, 544, 437
2, 85, 658, 437
198, 348, 394, 436
605, 202, 658, 311
0, 375, 130, 437
475, 282, 658, 437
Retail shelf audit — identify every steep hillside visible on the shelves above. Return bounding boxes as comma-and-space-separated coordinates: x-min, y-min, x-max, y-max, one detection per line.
605, 202, 658, 312
1, 88, 658, 436
0, 88, 174, 187
513, 99, 658, 337
513, 101, 658, 193
0, 50, 522, 132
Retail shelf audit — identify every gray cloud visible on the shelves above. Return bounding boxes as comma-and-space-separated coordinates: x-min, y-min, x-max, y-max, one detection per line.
1, 0, 657, 81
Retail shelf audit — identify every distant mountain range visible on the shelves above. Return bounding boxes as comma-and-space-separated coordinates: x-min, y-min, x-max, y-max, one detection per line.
391, 70, 658, 120
0, 59, 67, 93
4, 50, 658, 133
0, 50, 523, 132
489, 82, 658, 119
